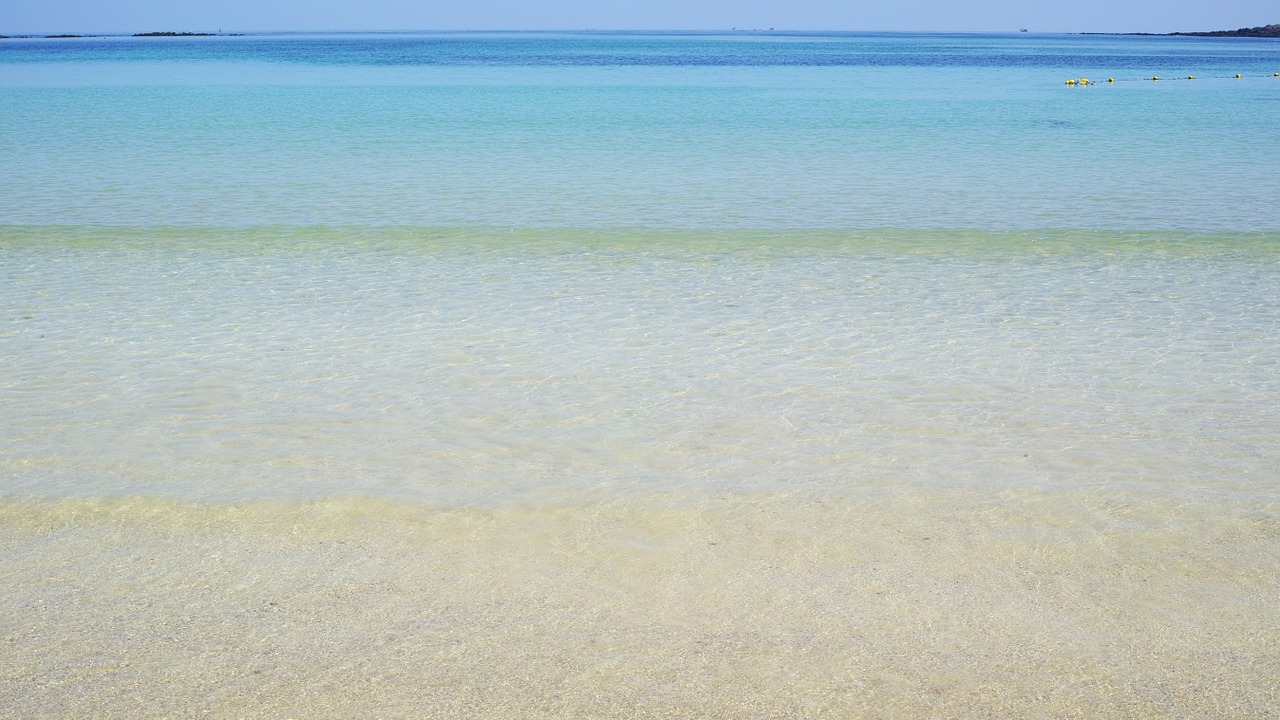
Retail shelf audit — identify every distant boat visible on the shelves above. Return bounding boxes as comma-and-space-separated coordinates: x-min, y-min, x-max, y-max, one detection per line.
1020, 28, 1029, 32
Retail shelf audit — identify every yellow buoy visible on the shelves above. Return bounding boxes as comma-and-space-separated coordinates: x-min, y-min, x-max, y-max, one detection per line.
1187, 75, 1193, 80
1066, 79, 1076, 85
1107, 78, 1114, 83
1152, 76, 1159, 81
1236, 74, 1242, 78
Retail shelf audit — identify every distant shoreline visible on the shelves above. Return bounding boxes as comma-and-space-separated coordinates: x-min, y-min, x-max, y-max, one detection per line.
1088, 23, 1280, 38
133, 31, 217, 37
0, 31, 239, 39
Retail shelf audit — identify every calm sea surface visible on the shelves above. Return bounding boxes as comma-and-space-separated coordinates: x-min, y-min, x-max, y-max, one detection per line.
3, 32, 1280, 228
2, 32, 1278, 717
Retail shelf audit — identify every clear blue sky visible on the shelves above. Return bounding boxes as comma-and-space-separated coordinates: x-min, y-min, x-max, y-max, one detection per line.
2, 0, 1274, 35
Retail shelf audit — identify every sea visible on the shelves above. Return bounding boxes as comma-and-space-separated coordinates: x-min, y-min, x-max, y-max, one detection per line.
1, 31, 1278, 717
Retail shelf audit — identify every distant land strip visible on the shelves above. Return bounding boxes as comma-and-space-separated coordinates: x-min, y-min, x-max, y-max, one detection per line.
0, 31, 242, 39
133, 31, 217, 37
1105, 23, 1280, 38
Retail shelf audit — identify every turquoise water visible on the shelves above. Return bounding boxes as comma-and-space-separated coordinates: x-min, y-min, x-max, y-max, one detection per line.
3, 32, 1280, 229
2, 32, 1279, 718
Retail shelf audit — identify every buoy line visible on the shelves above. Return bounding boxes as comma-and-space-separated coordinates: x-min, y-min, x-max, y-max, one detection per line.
1065, 71, 1279, 85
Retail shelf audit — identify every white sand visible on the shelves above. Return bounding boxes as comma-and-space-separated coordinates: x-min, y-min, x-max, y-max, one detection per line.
2, 489, 1276, 718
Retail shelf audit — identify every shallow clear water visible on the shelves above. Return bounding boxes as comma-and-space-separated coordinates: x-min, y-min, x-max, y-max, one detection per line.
1, 33, 1278, 717
3, 227, 1278, 506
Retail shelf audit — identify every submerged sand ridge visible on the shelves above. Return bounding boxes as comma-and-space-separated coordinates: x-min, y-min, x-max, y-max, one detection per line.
2, 490, 1276, 717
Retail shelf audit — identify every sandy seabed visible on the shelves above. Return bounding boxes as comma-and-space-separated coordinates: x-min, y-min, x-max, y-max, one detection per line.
2, 489, 1276, 719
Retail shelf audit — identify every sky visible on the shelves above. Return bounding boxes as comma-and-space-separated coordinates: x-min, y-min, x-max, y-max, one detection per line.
1, 0, 1275, 36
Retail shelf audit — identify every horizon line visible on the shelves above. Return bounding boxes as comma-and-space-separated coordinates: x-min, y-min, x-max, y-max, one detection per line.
0, 27, 1209, 38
